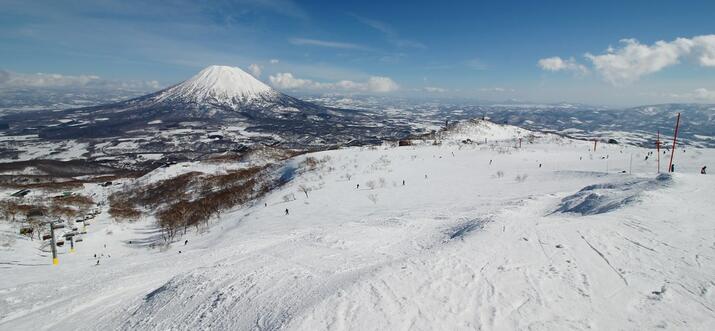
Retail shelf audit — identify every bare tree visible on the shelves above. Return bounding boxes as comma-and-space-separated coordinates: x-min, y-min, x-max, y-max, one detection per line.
298, 184, 312, 198
515, 174, 528, 183
367, 193, 378, 204
0, 201, 20, 222
282, 193, 295, 202
366, 180, 377, 190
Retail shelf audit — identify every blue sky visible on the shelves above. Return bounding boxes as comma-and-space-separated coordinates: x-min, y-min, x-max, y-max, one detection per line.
1, 0, 714, 106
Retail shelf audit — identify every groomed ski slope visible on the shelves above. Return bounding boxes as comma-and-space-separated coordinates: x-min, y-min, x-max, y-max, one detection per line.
2, 123, 715, 330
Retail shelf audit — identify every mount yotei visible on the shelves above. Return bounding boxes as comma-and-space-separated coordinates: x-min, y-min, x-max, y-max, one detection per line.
8, 66, 410, 142
0, 66, 414, 167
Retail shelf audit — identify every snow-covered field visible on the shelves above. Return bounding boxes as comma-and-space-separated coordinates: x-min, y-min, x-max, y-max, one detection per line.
1, 124, 714, 330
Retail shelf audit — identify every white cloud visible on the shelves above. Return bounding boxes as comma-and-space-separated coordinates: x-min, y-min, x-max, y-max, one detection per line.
248, 63, 262, 77
289, 38, 367, 50
0, 70, 100, 87
694, 87, 715, 100
693, 35, 715, 66
541, 34, 715, 86
424, 86, 446, 93
268, 72, 399, 93
465, 58, 488, 70
537, 57, 589, 75
352, 14, 426, 49
479, 87, 514, 93
269, 59, 279, 64
333, 80, 364, 90
654, 87, 715, 101
367, 76, 399, 93
268, 72, 316, 89
0, 69, 161, 91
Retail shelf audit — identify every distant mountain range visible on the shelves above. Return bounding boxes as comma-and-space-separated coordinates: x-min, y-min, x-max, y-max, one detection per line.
0, 65, 713, 170
305, 96, 715, 148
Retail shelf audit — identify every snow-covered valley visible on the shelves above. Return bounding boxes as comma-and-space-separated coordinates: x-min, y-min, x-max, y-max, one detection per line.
1, 123, 714, 330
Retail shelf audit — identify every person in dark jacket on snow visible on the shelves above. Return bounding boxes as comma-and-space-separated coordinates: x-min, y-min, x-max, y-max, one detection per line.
702, 166, 707, 174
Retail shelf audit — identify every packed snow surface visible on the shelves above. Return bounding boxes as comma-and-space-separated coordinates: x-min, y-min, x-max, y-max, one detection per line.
1, 127, 715, 330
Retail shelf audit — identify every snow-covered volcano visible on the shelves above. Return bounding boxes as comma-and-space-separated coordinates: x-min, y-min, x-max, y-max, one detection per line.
22, 65, 398, 142
152, 65, 279, 107
97, 64, 324, 115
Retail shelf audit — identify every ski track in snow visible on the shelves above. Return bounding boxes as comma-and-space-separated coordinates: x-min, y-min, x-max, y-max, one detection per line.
2, 130, 715, 330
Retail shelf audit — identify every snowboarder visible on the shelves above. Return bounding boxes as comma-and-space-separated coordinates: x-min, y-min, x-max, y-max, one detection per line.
184, 240, 188, 245
539, 164, 542, 168
489, 159, 492, 165
701, 166, 707, 174
285, 208, 289, 215
402, 180, 405, 186
356, 183, 360, 189
96, 260, 100, 265
670, 164, 675, 172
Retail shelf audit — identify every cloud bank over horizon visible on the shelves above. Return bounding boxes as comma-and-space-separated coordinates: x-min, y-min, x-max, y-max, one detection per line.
0, 69, 161, 91
268, 72, 399, 93
539, 35, 715, 86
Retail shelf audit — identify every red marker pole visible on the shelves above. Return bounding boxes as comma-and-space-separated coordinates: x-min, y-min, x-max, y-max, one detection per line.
668, 113, 681, 173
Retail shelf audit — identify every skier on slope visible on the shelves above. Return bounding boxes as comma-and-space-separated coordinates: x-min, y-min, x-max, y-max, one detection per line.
285, 208, 289, 215
701, 166, 707, 174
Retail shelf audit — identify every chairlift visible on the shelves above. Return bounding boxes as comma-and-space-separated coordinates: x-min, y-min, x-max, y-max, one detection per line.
71, 227, 78, 231
42, 234, 52, 240
80, 231, 87, 234
56, 241, 65, 247
75, 238, 83, 242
